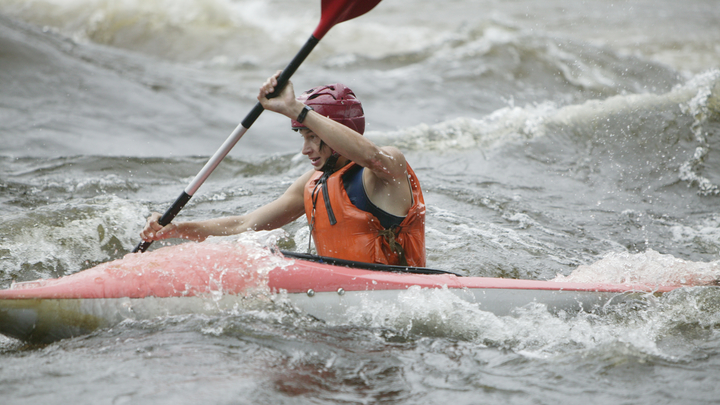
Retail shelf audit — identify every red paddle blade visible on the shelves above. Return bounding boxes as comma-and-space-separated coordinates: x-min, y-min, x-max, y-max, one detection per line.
314, 0, 383, 39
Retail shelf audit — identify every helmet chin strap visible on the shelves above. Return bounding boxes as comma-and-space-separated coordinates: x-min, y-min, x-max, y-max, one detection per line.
320, 149, 340, 173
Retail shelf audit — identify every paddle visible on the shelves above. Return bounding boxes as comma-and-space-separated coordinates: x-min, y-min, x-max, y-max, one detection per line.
132, 0, 382, 253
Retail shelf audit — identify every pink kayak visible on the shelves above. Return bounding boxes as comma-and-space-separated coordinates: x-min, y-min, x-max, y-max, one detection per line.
0, 239, 679, 343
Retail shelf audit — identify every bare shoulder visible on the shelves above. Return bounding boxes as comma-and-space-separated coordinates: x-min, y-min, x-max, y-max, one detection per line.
364, 146, 411, 189
377, 146, 409, 179
363, 146, 414, 215
379, 145, 406, 160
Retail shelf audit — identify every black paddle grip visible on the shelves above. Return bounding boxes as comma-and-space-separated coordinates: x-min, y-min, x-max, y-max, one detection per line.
241, 35, 319, 130
132, 191, 192, 253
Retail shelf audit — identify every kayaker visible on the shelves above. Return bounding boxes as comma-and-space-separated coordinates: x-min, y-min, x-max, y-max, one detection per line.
140, 72, 426, 266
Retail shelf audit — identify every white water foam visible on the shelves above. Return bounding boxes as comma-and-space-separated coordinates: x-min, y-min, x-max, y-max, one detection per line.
678, 70, 720, 196
669, 214, 720, 254
553, 249, 720, 287
380, 69, 719, 155
375, 101, 558, 152
1, 195, 148, 282
330, 284, 690, 360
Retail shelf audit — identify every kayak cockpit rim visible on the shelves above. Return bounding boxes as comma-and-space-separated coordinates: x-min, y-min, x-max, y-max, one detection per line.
279, 250, 463, 277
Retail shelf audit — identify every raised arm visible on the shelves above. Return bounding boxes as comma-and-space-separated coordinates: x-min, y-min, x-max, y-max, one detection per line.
303, 114, 410, 182
257, 72, 409, 183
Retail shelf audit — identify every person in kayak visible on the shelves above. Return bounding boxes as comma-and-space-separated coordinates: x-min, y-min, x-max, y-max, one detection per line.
140, 71, 426, 267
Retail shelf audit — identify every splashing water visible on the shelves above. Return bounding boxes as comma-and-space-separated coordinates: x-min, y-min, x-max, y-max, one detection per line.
553, 249, 720, 287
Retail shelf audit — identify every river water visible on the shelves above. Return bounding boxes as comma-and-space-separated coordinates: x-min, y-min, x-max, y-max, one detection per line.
2, 0, 720, 403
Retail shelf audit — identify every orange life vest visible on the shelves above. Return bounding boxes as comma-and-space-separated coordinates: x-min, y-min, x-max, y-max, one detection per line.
303, 162, 426, 267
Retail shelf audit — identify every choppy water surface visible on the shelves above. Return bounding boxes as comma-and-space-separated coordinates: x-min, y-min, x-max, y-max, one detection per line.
1, 0, 720, 403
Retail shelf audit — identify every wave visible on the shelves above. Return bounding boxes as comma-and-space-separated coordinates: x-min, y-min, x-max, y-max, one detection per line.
314, 280, 720, 361
0, 14, 248, 158
379, 69, 720, 196
0, 0, 439, 65
0, 195, 148, 286
553, 249, 720, 287
0, 154, 308, 287
0, 0, 684, 95
1, 4, 697, 159
0, 0, 298, 63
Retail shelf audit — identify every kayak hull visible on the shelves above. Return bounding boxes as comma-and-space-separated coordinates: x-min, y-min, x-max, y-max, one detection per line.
0, 248, 676, 344
0, 288, 637, 344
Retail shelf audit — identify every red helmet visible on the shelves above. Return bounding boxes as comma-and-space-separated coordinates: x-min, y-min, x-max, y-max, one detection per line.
291, 84, 365, 134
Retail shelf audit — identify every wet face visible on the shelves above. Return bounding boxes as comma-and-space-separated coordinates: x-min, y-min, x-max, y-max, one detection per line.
299, 128, 332, 170
300, 129, 333, 171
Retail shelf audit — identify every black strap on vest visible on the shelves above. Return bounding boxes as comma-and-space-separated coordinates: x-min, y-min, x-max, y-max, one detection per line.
308, 154, 340, 252
310, 169, 337, 225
